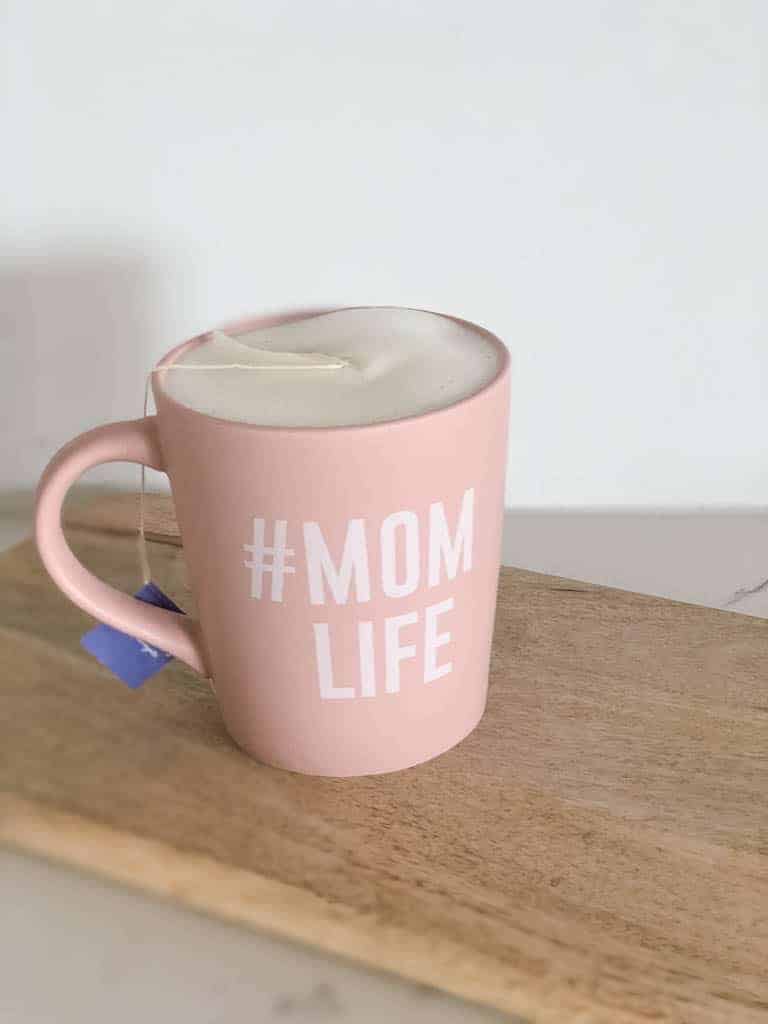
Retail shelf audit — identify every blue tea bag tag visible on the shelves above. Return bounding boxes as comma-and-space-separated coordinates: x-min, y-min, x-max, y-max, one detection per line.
80, 582, 184, 689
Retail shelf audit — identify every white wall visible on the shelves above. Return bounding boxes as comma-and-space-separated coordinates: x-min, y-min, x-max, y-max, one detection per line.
3, 0, 766, 507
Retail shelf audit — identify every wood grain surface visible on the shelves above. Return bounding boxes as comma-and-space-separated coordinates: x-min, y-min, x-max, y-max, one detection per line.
2, 495, 767, 1023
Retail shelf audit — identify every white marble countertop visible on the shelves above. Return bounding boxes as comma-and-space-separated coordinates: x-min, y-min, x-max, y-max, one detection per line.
2, 500, 767, 1023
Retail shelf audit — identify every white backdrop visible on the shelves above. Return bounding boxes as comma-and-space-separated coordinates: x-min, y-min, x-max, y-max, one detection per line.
3, 0, 766, 507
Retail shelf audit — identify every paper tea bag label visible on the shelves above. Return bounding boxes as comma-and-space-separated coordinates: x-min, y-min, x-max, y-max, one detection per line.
80, 582, 184, 688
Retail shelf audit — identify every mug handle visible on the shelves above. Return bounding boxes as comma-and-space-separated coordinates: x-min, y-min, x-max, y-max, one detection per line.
35, 417, 208, 675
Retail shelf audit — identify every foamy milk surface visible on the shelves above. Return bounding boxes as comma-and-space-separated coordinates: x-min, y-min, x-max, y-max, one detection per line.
160, 307, 501, 427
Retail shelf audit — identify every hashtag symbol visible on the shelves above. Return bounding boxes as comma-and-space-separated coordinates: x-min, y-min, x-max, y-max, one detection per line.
244, 518, 295, 602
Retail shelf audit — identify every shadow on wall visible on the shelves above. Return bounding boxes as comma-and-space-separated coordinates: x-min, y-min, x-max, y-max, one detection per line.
0, 243, 172, 494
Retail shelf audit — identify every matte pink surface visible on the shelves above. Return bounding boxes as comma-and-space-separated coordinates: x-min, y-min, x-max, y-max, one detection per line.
35, 309, 510, 776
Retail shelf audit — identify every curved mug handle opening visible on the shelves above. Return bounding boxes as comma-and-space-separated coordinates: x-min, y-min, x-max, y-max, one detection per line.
35, 417, 208, 675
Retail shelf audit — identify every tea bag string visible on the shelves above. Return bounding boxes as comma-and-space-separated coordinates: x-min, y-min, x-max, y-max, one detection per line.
139, 356, 349, 586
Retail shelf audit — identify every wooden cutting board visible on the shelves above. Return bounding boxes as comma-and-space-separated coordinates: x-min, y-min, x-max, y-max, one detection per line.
1, 494, 766, 1024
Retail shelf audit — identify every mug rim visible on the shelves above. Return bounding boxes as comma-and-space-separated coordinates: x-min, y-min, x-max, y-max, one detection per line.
154, 305, 510, 435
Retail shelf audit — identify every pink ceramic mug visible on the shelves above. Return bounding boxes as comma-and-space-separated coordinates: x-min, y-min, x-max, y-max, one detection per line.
36, 309, 510, 776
